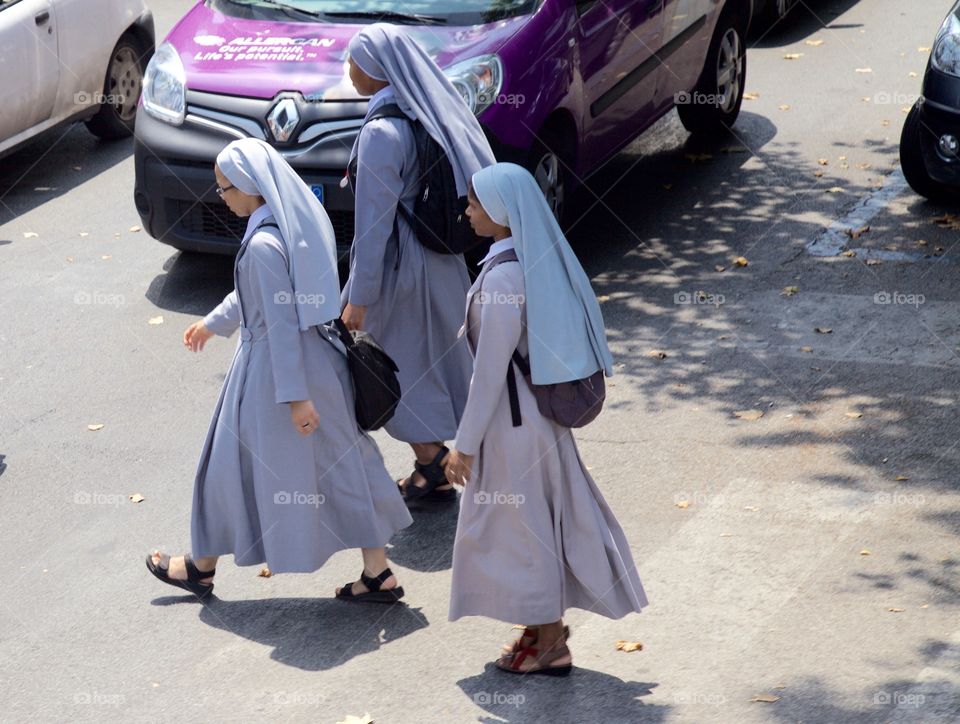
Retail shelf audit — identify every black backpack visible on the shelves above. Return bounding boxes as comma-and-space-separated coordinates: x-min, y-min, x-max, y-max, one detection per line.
347, 103, 484, 255
322, 318, 401, 431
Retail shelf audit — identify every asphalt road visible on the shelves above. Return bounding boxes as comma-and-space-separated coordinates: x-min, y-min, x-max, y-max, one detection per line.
2, 1, 960, 722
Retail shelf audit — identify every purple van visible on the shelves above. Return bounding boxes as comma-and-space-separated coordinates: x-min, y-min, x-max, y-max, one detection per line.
134, 0, 753, 256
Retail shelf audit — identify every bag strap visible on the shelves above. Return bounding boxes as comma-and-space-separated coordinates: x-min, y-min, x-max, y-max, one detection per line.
331, 317, 355, 350
480, 249, 526, 426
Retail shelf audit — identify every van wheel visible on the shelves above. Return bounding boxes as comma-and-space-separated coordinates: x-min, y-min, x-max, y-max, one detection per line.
85, 34, 148, 140
900, 101, 958, 203
527, 127, 575, 227
677, 9, 747, 138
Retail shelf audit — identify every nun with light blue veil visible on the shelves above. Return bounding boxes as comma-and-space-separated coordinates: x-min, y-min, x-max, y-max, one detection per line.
343, 23, 496, 507
146, 138, 412, 604
443, 163, 648, 676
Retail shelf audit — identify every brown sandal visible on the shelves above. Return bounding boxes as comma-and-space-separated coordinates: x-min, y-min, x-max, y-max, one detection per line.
496, 630, 572, 677
501, 625, 570, 656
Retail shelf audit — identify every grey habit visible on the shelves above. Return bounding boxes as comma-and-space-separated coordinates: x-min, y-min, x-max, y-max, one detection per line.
448, 241, 649, 623
342, 85, 473, 443
192, 204, 412, 572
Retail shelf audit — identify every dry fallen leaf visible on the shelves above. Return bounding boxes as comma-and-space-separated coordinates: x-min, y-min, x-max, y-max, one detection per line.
784, 53, 803, 60
615, 640, 644, 652
101, 255, 112, 260
815, 327, 833, 334
827, 187, 845, 194
596, 295, 610, 303
129, 493, 145, 504
845, 412, 863, 419
79, 232, 89, 238
87, 424, 105, 432
258, 567, 272, 578
781, 286, 799, 297
23, 232, 38, 238
148, 316, 164, 326
751, 694, 781, 703
744, 92, 760, 101
734, 410, 764, 421
845, 225, 870, 239
66, 256, 74, 263
734, 256, 749, 267
814, 170, 824, 178
675, 500, 690, 509
818, 158, 830, 165
895, 475, 909, 481
888, 607, 905, 613
866, 259, 882, 266
715, 265, 727, 273
806, 39, 825, 47
919, 46, 931, 53
841, 250, 856, 257
778, 104, 791, 111
860, 549, 871, 556
918, 239, 929, 246
744, 506, 760, 512
337, 715, 373, 724
129, 225, 141, 233
855, 68, 873, 74
800, 346, 813, 353
647, 350, 668, 360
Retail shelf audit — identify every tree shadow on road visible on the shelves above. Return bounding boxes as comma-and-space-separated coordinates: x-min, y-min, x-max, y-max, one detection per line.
457, 665, 665, 723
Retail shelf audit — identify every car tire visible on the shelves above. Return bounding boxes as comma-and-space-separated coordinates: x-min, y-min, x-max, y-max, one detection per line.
677, 7, 748, 138
762, 0, 798, 25
900, 101, 958, 203
85, 33, 148, 141
526, 126, 575, 228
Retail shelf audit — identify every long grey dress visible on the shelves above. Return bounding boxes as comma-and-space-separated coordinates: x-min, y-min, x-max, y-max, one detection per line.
191, 206, 412, 573
342, 89, 473, 444
449, 248, 648, 624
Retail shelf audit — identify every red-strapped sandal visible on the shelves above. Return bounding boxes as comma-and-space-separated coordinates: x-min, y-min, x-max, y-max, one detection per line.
496, 630, 573, 677
501, 625, 571, 656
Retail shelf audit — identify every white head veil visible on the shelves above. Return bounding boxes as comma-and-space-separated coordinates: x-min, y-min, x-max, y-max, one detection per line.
472, 163, 614, 385
216, 138, 340, 330
347, 23, 496, 196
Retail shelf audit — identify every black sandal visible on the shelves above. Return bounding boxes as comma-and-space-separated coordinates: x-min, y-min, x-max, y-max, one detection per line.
335, 567, 405, 604
145, 553, 216, 599
399, 446, 455, 507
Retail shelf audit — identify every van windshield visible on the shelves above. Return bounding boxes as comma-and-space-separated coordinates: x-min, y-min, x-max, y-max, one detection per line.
213, 0, 538, 25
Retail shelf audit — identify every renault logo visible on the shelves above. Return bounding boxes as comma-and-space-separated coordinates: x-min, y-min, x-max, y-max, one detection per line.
267, 97, 300, 142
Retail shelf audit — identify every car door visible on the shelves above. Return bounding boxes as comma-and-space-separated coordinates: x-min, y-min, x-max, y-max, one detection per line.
654, 0, 721, 108
0, 0, 59, 145
576, 0, 664, 165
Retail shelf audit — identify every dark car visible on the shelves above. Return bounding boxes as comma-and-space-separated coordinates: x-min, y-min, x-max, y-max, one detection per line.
901, 1, 960, 202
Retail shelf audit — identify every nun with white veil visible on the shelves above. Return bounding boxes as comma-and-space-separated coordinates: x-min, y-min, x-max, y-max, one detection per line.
443, 163, 649, 675
146, 138, 412, 604
343, 23, 495, 507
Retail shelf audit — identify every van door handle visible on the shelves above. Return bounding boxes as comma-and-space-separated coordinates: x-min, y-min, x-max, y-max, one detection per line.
35, 10, 50, 25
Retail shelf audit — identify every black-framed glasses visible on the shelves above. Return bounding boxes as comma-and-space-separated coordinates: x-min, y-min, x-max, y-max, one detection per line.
216, 184, 235, 197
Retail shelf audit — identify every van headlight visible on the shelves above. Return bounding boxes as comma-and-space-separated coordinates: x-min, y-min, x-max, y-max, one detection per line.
143, 42, 186, 125
444, 55, 503, 116
932, 12, 960, 77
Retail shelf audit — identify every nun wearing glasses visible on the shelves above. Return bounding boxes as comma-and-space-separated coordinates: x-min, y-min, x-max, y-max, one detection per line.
443, 163, 648, 676
343, 24, 496, 508
146, 138, 412, 604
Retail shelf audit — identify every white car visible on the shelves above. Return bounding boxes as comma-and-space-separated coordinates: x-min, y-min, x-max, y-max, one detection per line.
0, 0, 154, 158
